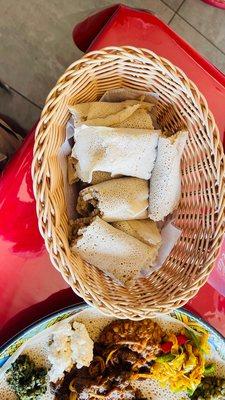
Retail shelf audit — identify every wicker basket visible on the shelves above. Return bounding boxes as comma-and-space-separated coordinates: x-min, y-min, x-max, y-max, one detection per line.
32, 46, 225, 319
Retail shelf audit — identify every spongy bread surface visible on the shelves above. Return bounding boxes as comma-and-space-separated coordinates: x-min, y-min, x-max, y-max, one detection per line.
77, 178, 149, 222
149, 131, 188, 221
112, 219, 161, 246
72, 216, 157, 283
72, 125, 160, 183
1, 308, 224, 400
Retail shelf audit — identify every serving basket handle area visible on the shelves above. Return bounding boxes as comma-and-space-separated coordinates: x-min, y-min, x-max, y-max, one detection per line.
32, 46, 225, 320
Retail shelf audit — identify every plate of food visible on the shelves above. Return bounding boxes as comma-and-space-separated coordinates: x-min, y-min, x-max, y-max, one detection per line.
0, 304, 225, 400
32, 46, 225, 318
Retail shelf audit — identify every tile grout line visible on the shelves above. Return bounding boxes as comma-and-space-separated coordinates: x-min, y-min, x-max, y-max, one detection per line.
176, 0, 186, 13
162, 0, 225, 57
160, 0, 185, 14
176, 13, 225, 57
1, 84, 43, 110
9, 86, 43, 109
160, 0, 179, 12
2, 0, 224, 110
168, 12, 176, 25
166, 0, 186, 26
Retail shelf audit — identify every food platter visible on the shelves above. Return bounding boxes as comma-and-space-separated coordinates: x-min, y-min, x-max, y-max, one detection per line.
0, 304, 224, 400
1, 305, 224, 367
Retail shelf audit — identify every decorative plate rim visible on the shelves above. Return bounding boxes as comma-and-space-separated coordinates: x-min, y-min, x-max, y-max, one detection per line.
0, 304, 224, 365
0, 303, 85, 355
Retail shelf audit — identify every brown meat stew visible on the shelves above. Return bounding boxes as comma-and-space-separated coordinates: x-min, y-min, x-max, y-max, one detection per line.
51, 320, 162, 400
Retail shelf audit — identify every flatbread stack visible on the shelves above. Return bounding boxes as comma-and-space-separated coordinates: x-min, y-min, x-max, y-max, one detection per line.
68, 89, 188, 285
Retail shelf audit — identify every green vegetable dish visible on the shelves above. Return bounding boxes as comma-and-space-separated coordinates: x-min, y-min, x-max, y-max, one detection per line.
0, 306, 224, 400
189, 376, 225, 400
7, 355, 47, 399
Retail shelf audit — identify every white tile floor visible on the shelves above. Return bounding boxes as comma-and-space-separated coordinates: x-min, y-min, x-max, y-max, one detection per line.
0, 0, 225, 131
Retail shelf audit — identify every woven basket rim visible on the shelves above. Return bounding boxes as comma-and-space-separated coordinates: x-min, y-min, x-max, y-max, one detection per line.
32, 46, 225, 319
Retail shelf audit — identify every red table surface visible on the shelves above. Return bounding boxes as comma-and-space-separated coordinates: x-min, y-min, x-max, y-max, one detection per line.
0, 5, 225, 346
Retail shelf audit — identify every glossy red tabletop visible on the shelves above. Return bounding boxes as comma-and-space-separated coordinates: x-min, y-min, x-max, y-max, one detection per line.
0, 4, 224, 345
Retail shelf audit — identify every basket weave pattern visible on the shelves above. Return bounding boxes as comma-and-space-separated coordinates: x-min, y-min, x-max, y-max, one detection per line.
32, 47, 225, 319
